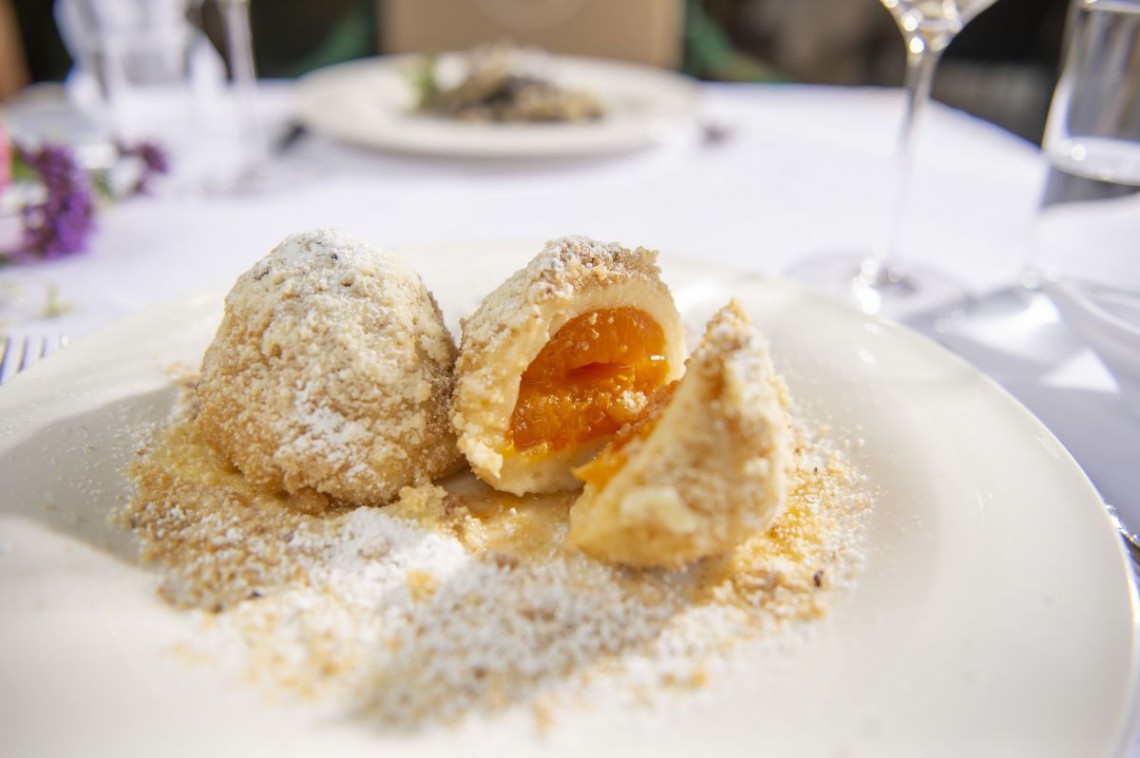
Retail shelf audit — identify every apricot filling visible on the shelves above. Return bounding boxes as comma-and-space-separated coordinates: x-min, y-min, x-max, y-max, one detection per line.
509, 307, 669, 455
573, 380, 678, 490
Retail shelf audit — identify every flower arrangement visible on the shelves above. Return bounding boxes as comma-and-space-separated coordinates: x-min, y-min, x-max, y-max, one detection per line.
7, 143, 97, 262
0, 119, 169, 265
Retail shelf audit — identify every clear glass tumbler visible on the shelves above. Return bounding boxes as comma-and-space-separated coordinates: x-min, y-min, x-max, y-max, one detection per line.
54, 0, 264, 193
1031, 0, 1140, 416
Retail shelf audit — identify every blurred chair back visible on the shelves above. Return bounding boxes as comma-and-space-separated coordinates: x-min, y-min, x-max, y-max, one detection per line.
381, 0, 683, 68
0, 0, 29, 99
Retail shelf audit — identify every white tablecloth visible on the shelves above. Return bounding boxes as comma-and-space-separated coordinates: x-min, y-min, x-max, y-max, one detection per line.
3, 82, 1138, 536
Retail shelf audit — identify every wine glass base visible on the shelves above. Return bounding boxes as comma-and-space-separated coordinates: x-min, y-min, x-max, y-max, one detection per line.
784, 254, 970, 321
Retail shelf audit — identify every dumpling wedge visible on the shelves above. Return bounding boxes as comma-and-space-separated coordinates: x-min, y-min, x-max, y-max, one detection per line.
569, 300, 791, 567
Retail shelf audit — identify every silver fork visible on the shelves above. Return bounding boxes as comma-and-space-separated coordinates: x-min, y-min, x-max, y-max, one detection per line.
0, 334, 70, 385
1104, 503, 1140, 578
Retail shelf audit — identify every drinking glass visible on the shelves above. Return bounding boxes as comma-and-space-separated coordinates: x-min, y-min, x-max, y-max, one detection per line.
1029, 0, 1140, 417
787, 0, 1001, 317
209, 0, 270, 188
54, 0, 265, 193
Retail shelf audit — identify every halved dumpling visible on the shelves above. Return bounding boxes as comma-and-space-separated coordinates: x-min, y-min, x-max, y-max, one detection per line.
569, 300, 791, 568
451, 236, 685, 495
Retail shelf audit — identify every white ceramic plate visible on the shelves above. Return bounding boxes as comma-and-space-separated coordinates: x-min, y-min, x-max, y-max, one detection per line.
294, 55, 698, 158
1, 243, 1137, 756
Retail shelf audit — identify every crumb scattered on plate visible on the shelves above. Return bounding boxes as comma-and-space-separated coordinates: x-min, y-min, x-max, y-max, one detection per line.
119, 379, 869, 729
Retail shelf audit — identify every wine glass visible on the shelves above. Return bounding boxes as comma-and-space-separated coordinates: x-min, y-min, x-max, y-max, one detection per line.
786, 0, 1002, 317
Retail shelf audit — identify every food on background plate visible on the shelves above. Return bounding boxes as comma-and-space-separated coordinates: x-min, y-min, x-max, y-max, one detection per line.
413, 44, 605, 124
196, 229, 461, 510
451, 235, 685, 495
571, 301, 791, 567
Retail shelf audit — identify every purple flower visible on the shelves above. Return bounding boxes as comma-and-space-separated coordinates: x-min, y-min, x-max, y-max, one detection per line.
7, 144, 97, 262
115, 140, 171, 196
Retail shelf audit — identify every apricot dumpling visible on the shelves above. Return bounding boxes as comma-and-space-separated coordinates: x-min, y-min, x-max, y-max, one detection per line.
451, 236, 685, 495
196, 229, 462, 507
569, 301, 791, 567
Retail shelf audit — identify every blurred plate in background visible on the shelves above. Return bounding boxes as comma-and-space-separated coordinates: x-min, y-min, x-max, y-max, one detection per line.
295, 54, 698, 158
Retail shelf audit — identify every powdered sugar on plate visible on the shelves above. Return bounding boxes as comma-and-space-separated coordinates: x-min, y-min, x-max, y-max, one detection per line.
118, 382, 870, 732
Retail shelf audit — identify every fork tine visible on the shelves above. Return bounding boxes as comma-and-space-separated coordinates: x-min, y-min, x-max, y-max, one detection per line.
0, 334, 70, 384
16, 337, 32, 373
41, 335, 70, 359
0, 336, 10, 382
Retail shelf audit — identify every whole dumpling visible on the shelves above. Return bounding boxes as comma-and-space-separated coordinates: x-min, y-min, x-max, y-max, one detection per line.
196, 229, 462, 507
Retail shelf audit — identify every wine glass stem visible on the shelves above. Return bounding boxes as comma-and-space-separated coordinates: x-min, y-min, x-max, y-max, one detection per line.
873, 39, 946, 282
